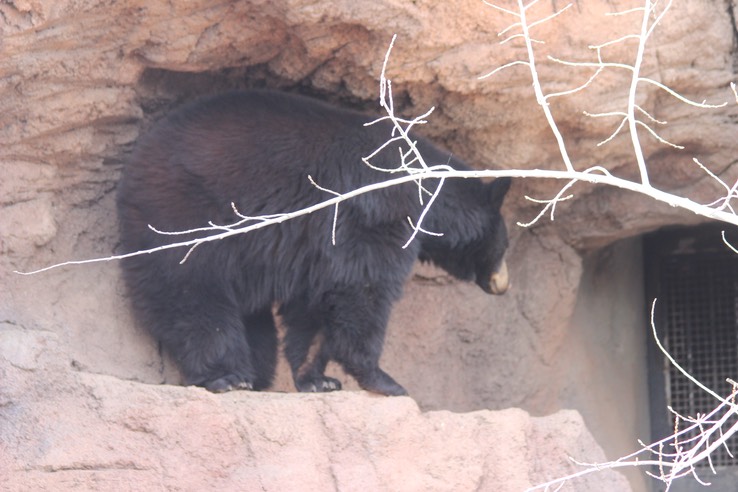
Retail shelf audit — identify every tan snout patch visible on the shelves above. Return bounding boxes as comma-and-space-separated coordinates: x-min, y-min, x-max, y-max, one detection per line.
489, 260, 509, 295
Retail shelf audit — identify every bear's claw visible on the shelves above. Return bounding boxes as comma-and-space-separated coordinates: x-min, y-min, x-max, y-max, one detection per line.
204, 375, 254, 393
296, 376, 342, 393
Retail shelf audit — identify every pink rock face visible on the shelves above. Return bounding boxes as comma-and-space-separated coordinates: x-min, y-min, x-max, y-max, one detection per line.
0, 333, 630, 491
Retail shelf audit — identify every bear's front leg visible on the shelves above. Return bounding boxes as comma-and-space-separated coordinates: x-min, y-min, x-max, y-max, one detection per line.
286, 331, 343, 393
321, 285, 408, 397
281, 297, 343, 393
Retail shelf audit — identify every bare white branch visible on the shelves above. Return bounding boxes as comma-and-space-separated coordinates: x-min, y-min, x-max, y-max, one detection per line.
19, 161, 738, 277
544, 65, 604, 100
693, 158, 738, 213
478, 60, 531, 80
721, 230, 738, 254
639, 77, 728, 109
517, 166, 611, 227
582, 110, 629, 146
649, 300, 736, 409
407, 216, 444, 237
635, 104, 667, 125
548, 55, 635, 72
403, 178, 447, 248
528, 3, 572, 29
605, 6, 646, 16
625, 0, 657, 185
482, 1, 521, 17
516, 192, 574, 227
634, 119, 684, 149
308, 175, 341, 246
500, 33, 545, 45
588, 33, 641, 50
515, 0, 576, 173
645, 0, 674, 40
498, 2, 573, 40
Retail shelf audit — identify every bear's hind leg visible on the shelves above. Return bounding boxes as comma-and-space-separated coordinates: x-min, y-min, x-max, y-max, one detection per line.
156, 294, 259, 393
280, 298, 342, 393
173, 318, 256, 393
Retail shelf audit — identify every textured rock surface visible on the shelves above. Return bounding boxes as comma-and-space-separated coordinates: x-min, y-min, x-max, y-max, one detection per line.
2, 1, 737, 491
0, 331, 630, 491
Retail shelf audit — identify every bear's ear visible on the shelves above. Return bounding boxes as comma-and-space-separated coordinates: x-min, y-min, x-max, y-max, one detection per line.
487, 176, 511, 210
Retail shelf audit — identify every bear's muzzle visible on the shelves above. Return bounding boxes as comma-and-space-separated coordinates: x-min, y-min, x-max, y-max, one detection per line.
480, 260, 509, 295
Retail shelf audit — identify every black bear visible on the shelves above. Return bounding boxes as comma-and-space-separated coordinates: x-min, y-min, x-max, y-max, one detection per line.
117, 90, 511, 396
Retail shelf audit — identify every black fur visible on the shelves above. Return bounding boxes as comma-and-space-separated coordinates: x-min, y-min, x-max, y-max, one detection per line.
116, 90, 511, 396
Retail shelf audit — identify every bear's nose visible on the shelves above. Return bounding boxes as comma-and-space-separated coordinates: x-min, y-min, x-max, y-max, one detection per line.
488, 260, 509, 295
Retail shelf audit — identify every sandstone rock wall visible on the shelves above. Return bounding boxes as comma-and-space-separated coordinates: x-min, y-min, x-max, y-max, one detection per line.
2, 1, 738, 490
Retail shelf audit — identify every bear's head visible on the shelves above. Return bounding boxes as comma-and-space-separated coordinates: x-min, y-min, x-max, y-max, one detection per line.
419, 177, 511, 295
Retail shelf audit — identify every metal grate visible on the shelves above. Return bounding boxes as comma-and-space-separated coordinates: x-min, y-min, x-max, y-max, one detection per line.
659, 249, 738, 468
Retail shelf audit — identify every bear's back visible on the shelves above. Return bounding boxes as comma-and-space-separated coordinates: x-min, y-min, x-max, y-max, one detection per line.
119, 91, 431, 233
